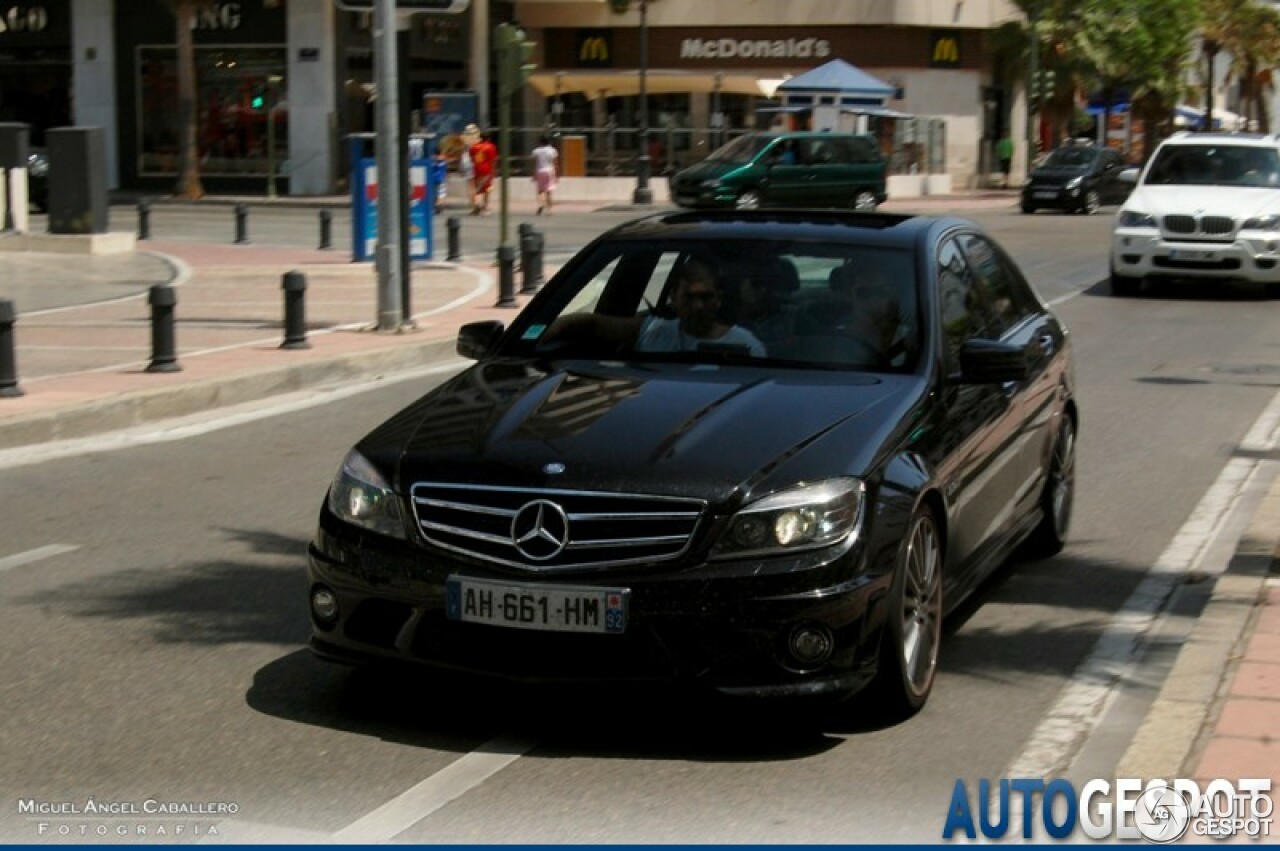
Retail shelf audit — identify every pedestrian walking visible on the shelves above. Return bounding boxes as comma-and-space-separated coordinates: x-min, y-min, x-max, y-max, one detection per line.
531, 135, 559, 215
469, 131, 497, 215
996, 134, 1014, 188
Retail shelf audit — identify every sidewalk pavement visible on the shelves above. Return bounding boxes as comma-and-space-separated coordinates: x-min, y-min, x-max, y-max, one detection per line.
0, 190, 1276, 797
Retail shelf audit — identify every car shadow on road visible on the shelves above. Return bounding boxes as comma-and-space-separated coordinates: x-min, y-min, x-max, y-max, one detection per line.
246, 650, 847, 761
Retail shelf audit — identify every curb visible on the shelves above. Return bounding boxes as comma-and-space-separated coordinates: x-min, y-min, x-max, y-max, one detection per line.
0, 336, 460, 451
1116, 472, 1280, 778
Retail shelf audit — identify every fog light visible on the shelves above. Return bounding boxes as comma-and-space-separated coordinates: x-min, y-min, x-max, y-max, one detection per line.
311, 585, 339, 626
787, 624, 834, 667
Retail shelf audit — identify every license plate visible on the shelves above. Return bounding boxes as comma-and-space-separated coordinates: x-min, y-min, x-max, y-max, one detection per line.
1034, 190, 1057, 199
1169, 249, 1215, 261
446, 576, 628, 634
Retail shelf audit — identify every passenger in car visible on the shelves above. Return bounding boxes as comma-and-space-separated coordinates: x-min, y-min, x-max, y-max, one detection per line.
794, 260, 914, 367
545, 258, 765, 356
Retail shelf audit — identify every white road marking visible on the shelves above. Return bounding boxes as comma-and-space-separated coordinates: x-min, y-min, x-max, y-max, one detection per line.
0, 544, 80, 573
0, 361, 466, 471
332, 736, 534, 843
1005, 388, 1280, 780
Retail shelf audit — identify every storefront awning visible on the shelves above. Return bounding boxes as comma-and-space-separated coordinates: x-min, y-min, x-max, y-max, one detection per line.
529, 70, 790, 100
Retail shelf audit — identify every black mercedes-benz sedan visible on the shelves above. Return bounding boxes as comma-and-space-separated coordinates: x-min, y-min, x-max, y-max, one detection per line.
308, 209, 1077, 720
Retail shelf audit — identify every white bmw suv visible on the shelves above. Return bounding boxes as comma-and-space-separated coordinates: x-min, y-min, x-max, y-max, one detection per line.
1110, 132, 1280, 296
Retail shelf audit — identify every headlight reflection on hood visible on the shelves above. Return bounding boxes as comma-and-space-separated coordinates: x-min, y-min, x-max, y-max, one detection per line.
711, 477, 864, 559
327, 449, 406, 539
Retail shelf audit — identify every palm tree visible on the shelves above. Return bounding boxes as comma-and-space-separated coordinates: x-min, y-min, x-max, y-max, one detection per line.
1201, 0, 1280, 132
167, 0, 204, 199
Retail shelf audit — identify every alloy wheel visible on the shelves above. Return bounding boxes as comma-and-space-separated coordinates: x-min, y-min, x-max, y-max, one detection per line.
899, 511, 942, 698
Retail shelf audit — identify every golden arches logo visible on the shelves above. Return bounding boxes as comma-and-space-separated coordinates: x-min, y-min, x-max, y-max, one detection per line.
932, 36, 960, 65
579, 36, 609, 63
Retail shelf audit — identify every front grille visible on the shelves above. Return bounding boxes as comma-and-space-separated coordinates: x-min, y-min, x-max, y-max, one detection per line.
410, 482, 705, 571
1162, 214, 1236, 238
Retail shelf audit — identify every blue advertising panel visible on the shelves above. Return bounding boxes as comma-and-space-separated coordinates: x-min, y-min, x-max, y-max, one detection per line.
349, 135, 436, 262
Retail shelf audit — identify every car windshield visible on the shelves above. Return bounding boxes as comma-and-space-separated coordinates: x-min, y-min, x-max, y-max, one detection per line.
1145, 143, 1280, 188
705, 135, 775, 165
507, 238, 921, 374
1041, 147, 1096, 169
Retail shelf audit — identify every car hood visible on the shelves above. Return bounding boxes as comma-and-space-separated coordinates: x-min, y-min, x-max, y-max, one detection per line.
1126, 184, 1280, 218
672, 160, 739, 185
367, 361, 922, 505
1029, 166, 1088, 183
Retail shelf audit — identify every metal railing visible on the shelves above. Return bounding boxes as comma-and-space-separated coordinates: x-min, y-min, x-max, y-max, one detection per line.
492, 119, 949, 178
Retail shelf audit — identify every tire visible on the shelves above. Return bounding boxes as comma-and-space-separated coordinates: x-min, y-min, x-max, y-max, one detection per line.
870, 503, 943, 720
1022, 414, 1075, 559
1110, 269, 1142, 297
1079, 189, 1100, 215
1021, 203, 1036, 214
852, 189, 879, 211
734, 190, 762, 210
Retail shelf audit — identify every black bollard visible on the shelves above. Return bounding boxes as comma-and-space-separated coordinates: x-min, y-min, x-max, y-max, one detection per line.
137, 200, 151, 241
318, 209, 332, 250
146, 285, 181, 373
520, 228, 544, 294
281, 270, 310, 350
0, 299, 23, 398
234, 203, 250, 245
495, 245, 518, 308
446, 216, 462, 261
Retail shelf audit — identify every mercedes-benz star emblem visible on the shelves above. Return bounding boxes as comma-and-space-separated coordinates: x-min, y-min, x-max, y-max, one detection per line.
511, 499, 570, 561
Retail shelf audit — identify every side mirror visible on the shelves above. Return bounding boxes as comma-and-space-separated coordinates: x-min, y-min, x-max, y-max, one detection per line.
457, 320, 505, 360
955, 338, 1029, 384
1118, 167, 1140, 185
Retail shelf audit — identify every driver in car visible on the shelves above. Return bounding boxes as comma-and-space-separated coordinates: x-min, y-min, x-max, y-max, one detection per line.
545, 259, 766, 356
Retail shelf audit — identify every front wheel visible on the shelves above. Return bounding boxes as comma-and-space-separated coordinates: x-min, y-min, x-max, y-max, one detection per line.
1079, 189, 1101, 215
1110, 267, 1142, 297
870, 504, 943, 720
1021, 202, 1036, 214
734, 190, 762, 210
852, 189, 879, 211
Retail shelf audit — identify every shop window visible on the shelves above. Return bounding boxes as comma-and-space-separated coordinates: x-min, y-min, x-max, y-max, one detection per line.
138, 45, 287, 177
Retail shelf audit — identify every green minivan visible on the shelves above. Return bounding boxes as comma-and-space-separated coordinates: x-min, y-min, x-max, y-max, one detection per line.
670, 131, 888, 211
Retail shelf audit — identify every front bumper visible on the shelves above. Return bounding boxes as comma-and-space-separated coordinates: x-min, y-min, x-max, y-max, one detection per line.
1022, 183, 1085, 209
1111, 227, 1280, 284
306, 514, 892, 699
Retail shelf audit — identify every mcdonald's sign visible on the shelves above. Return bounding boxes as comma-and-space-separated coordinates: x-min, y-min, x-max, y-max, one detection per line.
929, 31, 961, 67
577, 30, 612, 67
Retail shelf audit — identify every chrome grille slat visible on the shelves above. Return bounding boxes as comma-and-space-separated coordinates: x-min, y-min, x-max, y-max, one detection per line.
410, 481, 707, 571
566, 534, 691, 550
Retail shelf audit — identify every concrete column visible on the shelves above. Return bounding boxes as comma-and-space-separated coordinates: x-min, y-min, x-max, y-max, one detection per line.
72, 0, 119, 188
469, 0, 489, 126
288, 0, 338, 194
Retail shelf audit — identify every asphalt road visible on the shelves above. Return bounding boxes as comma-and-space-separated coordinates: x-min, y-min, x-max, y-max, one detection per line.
1, 204, 1278, 843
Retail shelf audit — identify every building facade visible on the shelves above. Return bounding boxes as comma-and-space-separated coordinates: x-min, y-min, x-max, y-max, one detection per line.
2, 0, 1026, 195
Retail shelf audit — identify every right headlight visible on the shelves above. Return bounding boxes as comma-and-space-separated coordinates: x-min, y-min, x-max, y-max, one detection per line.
326, 449, 406, 538
711, 478, 864, 559
1118, 209, 1156, 228
27, 154, 48, 177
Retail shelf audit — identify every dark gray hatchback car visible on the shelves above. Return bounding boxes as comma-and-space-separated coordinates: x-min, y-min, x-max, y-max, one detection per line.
308, 210, 1077, 721
1021, 142, 1130, 215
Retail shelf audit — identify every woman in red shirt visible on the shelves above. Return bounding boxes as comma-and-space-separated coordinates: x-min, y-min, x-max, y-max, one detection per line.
469, 132, 498, 214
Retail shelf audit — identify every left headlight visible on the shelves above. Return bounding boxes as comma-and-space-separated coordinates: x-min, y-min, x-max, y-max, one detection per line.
1242, 213, 1280, 230
327, 449, 406, 539
1065, 176, 1084, 190
711, 478, 864, 559
27, 155, 48, 177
